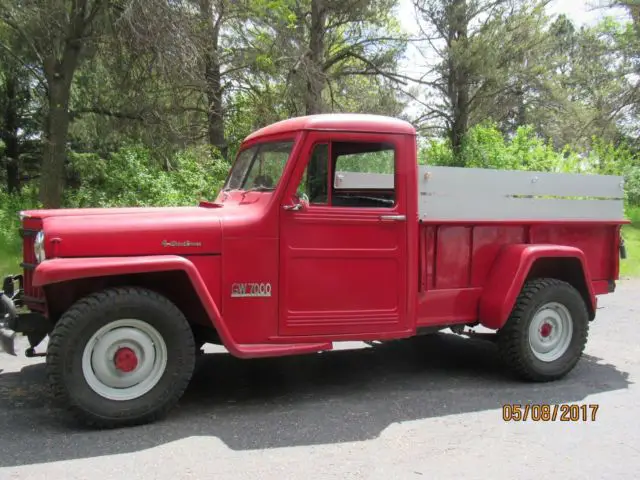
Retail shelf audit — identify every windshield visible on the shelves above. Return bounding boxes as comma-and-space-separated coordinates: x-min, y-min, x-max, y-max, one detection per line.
224, 141, 294, 191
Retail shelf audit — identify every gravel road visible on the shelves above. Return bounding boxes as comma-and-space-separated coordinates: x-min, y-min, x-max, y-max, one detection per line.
1, 280, 639, 479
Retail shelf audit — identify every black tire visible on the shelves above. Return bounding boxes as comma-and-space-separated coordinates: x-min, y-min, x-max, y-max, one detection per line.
497, 278, 589, 382
46, 287, 196, 428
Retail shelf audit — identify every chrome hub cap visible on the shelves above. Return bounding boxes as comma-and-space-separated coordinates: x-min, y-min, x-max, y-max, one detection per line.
528, 302, 573, 362
82, 319, 168, 401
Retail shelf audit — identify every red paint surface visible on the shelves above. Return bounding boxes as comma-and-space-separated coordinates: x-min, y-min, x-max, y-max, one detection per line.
435, 226, 471, 289
478, 244, 596, 329
243, 114, 416, 144
42, 208, 223, 257
16, 114, 625, 358
416, 288, 482, 325
277, 129, 412, 337
470, 226, 525, 286
529, 224, 614, 280
114, 347, 138, 372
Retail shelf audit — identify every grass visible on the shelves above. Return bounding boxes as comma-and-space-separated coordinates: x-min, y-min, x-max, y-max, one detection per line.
0, 214, 22, 279
0, 190, 31, 279
620, 207, 640, 279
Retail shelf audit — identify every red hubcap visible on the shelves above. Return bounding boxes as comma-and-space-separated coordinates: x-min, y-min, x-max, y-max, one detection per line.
540, 323, 553, 338
114, 347, 138, 373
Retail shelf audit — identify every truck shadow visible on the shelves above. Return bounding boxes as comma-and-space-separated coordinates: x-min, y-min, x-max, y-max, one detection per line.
0, 333, 631, 467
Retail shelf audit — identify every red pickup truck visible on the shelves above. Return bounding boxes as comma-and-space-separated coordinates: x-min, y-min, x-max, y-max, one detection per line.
0, 114, 627, 428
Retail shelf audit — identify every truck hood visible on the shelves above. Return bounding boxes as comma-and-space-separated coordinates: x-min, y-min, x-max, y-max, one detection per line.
33, 206, 223, 257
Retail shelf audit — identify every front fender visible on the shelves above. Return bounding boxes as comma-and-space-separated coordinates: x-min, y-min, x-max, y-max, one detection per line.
478, 244, 595, 330
33, 256, 243, 357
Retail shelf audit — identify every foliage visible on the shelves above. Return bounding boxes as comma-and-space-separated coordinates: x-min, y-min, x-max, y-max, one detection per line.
0, 145, 230, 276
421, 122, 583, 172
621, 206, 640, 278
0, 185, 38, 276
65, 145, 230, 208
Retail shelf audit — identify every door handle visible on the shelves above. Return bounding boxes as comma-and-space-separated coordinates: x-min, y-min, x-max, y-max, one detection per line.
379, 214, 406, 222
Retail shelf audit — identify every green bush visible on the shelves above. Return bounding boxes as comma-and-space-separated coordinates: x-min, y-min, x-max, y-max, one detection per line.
66, 145, 230, 208
0, 186, 39, 275
420, 122, 584, 172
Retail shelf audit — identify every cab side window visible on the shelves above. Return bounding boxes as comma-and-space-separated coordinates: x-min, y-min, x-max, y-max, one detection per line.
332, 142, 396, 208
296, 141, 396, 208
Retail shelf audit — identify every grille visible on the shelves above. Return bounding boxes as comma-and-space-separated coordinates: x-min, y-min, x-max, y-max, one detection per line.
20, 227, 45, 310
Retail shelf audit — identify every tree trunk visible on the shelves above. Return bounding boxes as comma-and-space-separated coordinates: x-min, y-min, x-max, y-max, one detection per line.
205, 62, 227, 159
2, 74, 21, 193
516, 86, 526, 128
40, 77, 72, 208
40, 40, 81, 209
200, 0, 228, 160
305, 0, 326, 115
447, 0, 469, 165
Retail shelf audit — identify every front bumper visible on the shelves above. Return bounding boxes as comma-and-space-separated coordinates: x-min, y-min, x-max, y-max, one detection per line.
0, 301, 17, 355
1, 274, 49, 356
1, 274, 22, 355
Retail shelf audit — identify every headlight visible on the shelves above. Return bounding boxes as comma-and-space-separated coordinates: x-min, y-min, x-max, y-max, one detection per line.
34, 230, 46, 263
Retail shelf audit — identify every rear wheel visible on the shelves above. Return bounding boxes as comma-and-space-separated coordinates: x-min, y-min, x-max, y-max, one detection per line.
46, 287, 196, 428
497, 278, 589, 382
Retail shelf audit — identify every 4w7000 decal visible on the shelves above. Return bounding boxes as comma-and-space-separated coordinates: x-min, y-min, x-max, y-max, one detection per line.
231, 282, 272, 298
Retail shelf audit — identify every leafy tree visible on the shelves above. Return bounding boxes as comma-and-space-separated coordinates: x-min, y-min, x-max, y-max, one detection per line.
244, 0, 408, 115
0, 23, 41, 192
412, 0, 553, 162
0, 0, 199, 207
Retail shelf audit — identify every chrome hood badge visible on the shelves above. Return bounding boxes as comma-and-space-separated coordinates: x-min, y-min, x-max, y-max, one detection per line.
161, 240, 202, 247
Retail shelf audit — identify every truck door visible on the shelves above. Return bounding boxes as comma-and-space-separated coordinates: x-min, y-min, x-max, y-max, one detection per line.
278, 131, 410, 337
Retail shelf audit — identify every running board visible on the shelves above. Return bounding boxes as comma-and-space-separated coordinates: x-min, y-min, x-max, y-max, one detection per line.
234, 342, 332, 358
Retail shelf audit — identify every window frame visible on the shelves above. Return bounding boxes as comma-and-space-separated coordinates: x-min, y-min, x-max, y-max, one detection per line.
223, 139, 296, 191
291, 137, 399, 210
330, 141, 397, 209
298, 141, 332, 206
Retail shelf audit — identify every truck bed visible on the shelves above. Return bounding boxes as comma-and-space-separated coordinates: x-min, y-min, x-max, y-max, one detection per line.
415, 220, 620, 327
415, 166, 624, 326
337, 165, 626, 328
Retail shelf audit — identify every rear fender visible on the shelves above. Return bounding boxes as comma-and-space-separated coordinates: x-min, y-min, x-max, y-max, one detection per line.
478, 244, 595, 330
33, 256, 244, 357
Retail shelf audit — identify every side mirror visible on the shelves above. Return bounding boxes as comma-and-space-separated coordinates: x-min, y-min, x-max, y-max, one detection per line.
283, 202, 303, 211
283, 192, 309, 211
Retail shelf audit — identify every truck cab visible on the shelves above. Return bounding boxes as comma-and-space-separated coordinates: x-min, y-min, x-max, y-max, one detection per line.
0, 114, 627, 429
216, 114, 417, 342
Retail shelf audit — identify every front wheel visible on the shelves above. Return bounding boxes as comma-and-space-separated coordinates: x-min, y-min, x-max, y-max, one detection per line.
46, 287, 196, 428
497, 278, 589, 382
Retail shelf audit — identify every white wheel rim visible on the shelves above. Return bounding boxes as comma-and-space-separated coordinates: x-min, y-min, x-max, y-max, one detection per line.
528, 302, 573, 362
81, 319, 168, 401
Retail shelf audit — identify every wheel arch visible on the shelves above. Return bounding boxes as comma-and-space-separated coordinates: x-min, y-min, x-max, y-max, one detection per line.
524, 256, 594, 320
44, 271, 221, 346
35, 256, 237, 352
479, 244, 595, 330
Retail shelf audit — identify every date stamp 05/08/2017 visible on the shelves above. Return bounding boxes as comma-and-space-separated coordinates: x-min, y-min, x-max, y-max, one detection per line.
502, 403, 600, 422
